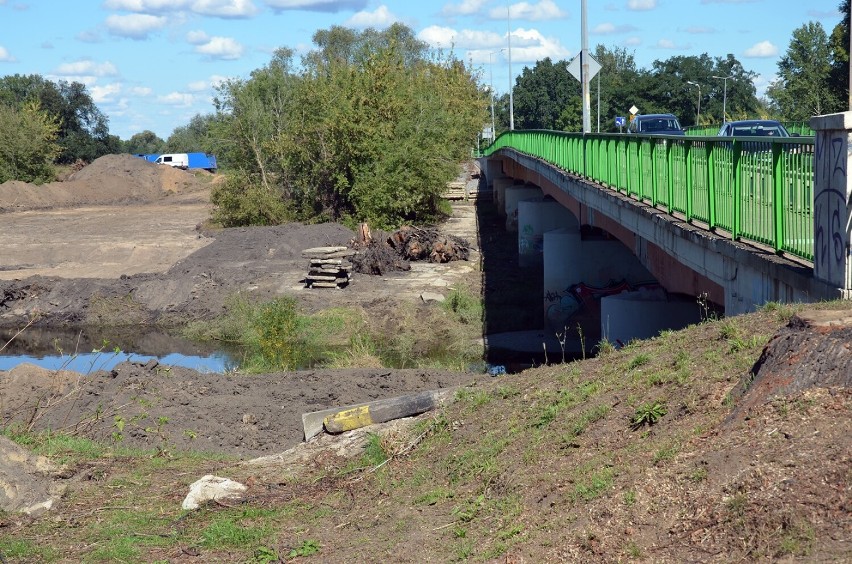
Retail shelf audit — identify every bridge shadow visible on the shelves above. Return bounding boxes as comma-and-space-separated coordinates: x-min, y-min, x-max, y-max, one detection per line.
472, 181, 574, 371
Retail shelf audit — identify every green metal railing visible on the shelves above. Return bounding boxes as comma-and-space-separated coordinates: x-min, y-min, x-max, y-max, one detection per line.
481, 131, 815, 261
685, 122, 815, 137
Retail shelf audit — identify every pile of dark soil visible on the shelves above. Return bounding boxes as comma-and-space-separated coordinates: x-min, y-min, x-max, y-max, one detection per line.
1, 361, 488, 458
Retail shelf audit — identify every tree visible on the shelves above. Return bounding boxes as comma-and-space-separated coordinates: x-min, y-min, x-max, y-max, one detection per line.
166, 113, 218, 153
512, 57, 576, 130
212, 24, 487, 229
644, 53, 757, 125
0, 101, 60, 183
829, 0, 850, 109
124, 130, 166, 155
0, 74, 114, 163
767, 22, 839, 120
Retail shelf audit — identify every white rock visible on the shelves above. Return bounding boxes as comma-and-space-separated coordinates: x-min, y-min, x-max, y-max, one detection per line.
181, 475, 247, 510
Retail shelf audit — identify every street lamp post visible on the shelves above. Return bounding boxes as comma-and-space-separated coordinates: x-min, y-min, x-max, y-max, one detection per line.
507, 3, 514, 130
712, 74, 734, 123
488, 52, 496, 142
686, 80, 701, 125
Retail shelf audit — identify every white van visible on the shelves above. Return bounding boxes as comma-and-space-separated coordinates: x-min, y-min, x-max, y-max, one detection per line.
155, 153, 189, 169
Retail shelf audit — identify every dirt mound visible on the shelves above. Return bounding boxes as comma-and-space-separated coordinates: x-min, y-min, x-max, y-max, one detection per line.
730, 309, 852, 421
0, 361, 487, 458
0, 154, 210, 212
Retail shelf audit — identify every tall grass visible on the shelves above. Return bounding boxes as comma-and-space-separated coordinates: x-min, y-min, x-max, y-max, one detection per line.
183, 289, 486, 373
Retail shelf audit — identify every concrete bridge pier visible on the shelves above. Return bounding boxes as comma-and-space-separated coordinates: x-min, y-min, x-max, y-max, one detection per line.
483, 158, 504, 191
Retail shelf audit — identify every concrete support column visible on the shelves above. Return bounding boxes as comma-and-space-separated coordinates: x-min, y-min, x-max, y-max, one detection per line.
811, 112, 852, 296
493, 177, 515, 216
517, 198, 576, 267
504, 183, 542, 231
482, 158, 504, 189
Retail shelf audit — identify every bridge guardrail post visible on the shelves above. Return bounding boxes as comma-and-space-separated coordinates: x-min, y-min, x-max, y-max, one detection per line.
810, 112, 852, 295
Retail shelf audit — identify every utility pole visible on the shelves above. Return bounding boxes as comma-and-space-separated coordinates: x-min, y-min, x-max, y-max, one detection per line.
712, 74, 733, 122
508, 2, 514, 130
687, 80, 701, 125
489, 51, 496, 141
581, 0, 590, 133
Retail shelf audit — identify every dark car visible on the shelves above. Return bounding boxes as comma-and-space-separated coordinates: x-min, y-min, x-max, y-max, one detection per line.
627, 113, 685, 135
716, 120, 793, 138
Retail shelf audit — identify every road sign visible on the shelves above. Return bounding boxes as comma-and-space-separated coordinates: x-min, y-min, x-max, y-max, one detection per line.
615, 116, 626, 127
566, 50, 601, 82
629, 105, 639, 116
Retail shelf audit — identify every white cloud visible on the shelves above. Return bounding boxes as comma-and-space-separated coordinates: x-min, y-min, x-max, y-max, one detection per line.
103, 0, 188, 11
417, 26, 504, 49
105, 14, 168, 39
158, 92, 196, 106
187, 80, 209, 91
191, 0, 259, 17
264, 0, 368, 12
193, 36, 245, 59
627, 0, 656, 10
592, 22, 638, 34
654, 38, 692, 51
0, 45, 15, 62
507, 27, 569, 62
624, 36, 641, 46
344, 5, 398, 29
91, 83, 122, 103
489, 0, 568, 21
209, 74, 229, 88
441, 0, 487, 17
54, 60, 119, 77
186, 30, 210, 44
743, 40, 777, 58
681, 26, 715, 34
129, 86, 153, 96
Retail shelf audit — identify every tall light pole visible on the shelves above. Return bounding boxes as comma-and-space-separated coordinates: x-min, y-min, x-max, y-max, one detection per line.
580, 0, 590, 133
488, 51, 496, 141
687, 80, 701, 125
712, 74, 734, 123
507, 3, 514, 130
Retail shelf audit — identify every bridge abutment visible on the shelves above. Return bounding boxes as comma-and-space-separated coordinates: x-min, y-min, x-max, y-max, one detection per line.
811, 112, 852, 298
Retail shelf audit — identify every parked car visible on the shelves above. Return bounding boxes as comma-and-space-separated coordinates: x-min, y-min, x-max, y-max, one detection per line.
716, 120, 794, 138
627, 113, 685, 135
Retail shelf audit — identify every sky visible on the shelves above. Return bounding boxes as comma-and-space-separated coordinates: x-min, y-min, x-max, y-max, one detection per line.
0, 0, 843, 140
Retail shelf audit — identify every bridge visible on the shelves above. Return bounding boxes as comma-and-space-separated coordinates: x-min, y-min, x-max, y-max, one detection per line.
477, 111, 851, 348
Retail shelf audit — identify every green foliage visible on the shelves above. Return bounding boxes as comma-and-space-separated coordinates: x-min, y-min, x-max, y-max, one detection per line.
166, 113, 219, 154
201, 512, 271, 548
288, 539, 320, 558
212, 24, 487, 229
0, 74, 115, 164
0, 100, 60, 183
767, 21, 842, 120
631, 400, 667, 430
123, 130, 166, 155
211, 169, 292, 227
244, 296, 308, 371
361, 432, 391, 467
442, 286, 483, 325
571, 467, 615, 502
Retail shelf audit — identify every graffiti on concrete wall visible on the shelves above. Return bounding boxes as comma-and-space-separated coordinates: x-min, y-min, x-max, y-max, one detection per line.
813, 132, 852, 286
544, 280, 655, 328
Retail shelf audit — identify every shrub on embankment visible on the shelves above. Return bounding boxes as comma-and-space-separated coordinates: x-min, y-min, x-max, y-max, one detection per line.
210, 24, 488, 231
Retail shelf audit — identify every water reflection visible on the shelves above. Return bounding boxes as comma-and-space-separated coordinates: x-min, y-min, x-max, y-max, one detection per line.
0, 326, 239, 374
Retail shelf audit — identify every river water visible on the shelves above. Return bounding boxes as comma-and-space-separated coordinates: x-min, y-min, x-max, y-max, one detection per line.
0, 326, 239, 374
